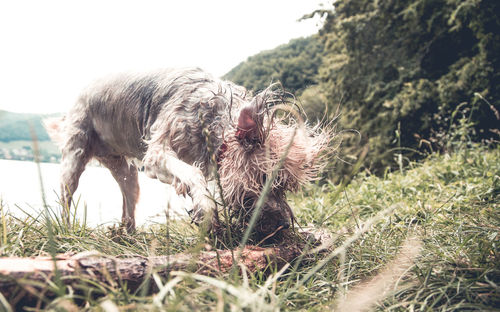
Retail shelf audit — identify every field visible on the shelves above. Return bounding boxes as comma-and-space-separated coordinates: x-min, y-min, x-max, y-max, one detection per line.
0, 142, 499, 311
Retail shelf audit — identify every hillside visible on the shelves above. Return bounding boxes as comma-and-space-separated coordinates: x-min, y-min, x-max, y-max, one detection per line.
223, 36, 324, 95
0, 110, 60, 161
0, 110, 51, 142
222, 0, 500, 179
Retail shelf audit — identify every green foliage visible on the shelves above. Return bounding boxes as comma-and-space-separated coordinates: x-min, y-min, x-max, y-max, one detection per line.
298, 84, 329, 122
223, 36, 324, 95
316, 0, 500, 175
222, 0, 499, 178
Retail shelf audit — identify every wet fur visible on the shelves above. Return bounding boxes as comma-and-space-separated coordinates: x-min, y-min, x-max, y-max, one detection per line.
45, 68, 332, 235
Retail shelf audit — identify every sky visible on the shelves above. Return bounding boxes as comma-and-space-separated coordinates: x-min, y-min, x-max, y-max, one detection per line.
0, 0, 327, 114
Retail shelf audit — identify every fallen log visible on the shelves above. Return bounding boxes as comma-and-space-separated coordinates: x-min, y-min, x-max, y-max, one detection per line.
0, 244, 303, 299
0, 229, 330, 309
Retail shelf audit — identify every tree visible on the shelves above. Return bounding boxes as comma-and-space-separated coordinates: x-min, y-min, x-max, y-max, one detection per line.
316, 0, 500, 175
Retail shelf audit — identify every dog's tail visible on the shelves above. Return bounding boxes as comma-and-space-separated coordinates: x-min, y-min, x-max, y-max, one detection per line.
43, 116, 66, 149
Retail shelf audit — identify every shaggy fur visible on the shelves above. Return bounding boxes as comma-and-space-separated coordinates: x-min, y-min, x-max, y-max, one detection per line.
45, 68, 331, 235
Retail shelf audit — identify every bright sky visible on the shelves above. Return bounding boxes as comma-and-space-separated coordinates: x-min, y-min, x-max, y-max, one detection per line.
0, 0, 327, 114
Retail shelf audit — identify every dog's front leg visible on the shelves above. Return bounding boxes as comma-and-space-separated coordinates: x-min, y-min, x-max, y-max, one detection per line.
143, 144, 214, 224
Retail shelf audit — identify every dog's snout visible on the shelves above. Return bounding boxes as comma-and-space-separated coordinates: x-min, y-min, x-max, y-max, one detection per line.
279, 219, 290, 230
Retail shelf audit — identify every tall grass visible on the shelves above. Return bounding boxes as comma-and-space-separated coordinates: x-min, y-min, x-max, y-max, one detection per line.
1, 110, 499, 311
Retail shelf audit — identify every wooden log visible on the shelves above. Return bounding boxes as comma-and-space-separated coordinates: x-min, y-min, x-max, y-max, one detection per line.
0, 229, 330, 309
0, 244, 302, 296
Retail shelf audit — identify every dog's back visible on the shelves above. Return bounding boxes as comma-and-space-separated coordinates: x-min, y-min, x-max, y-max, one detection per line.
64, 68, 238, 161
46, 67, 331, 235
45, 67, 249, 231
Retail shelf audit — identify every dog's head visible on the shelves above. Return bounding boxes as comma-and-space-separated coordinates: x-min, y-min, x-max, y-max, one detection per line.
217, 89, 332, 241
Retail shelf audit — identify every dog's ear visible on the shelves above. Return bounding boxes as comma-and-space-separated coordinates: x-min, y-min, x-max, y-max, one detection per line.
236, 102, 264, 144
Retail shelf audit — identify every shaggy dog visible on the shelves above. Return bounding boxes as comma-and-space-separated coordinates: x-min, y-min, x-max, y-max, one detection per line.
45, 68, 330, 237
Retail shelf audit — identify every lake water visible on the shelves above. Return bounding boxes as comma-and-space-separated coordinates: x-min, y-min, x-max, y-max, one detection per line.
0, 159, 191, 227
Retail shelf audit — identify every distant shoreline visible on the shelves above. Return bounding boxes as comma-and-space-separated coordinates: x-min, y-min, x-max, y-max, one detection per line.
0, 139, 60, 163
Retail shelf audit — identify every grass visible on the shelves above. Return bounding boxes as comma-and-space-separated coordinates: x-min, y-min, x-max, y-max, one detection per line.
0, 142, 499, 311
291, 144, 499, 310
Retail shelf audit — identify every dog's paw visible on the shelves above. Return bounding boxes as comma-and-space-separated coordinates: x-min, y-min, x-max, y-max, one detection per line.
190, 192, 216, 225
144, 162, 174, 184
143, 160, 158, 179
187, 208, 204, 225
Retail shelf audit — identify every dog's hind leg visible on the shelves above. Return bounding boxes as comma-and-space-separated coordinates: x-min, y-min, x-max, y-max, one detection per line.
59, 131, 92, 227
97, 155, 140, 232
